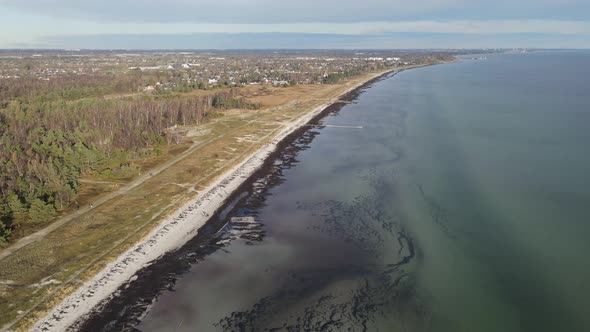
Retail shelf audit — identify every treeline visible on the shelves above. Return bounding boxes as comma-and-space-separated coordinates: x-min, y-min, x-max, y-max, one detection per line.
323, 67, 368, 84
0, 88, 249, 243
0, 71, 171, 108
212, 93, 261, 109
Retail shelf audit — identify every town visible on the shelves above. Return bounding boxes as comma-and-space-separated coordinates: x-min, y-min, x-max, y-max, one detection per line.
0, 49, 456, 94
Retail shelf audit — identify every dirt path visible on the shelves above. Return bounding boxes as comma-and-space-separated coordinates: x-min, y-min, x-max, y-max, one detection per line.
78, 179, 122, 185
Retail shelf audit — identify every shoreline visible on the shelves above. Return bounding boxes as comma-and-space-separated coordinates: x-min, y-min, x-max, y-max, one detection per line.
29, 65, 432, 331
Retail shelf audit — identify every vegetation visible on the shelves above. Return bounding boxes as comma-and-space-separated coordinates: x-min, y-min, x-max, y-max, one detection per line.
212, 91, 261, 109
0, 83, 252, 243
0, 74, 137, 107
323, 67, 366, 84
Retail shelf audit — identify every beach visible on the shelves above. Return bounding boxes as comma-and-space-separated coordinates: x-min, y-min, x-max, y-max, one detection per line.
30, 68, 401, 331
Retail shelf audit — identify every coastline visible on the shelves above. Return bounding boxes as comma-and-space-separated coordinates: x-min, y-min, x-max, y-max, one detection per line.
29, 65, 430, 331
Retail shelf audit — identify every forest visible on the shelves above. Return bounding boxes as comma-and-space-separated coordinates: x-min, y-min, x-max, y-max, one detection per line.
0, 76, 254, 244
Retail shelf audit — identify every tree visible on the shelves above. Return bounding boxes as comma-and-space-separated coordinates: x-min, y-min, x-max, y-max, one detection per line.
6, 192, 27, 228
28, 199, 56, 224
0, 199, 11, 244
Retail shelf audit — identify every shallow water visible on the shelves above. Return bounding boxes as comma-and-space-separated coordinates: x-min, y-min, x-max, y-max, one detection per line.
84, 51, 590, 332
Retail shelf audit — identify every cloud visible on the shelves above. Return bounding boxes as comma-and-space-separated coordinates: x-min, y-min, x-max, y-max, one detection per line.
2, 0, 589, 49
3, 0, 590, 23
36, 32, 590, 50
353, 20, 590, 35
26, 20, 590, 37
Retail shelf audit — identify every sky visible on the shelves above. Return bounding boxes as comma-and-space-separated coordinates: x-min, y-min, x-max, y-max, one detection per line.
1, 0, 590, 49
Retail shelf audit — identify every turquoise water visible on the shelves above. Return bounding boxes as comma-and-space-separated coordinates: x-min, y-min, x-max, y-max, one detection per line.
86, 51, 590, 331
393, 51, 590, 331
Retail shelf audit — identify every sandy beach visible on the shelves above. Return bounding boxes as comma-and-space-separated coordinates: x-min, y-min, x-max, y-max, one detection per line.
30, 69, 398, 331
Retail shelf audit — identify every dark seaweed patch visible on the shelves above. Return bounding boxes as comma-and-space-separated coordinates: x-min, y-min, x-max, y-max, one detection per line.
214, 169, 427, 331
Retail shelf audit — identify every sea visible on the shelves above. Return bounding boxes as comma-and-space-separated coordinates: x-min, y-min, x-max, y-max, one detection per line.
81, 51, 590, 332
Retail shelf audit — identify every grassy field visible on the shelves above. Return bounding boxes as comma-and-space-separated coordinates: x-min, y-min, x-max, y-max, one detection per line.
0, 70, 395, 331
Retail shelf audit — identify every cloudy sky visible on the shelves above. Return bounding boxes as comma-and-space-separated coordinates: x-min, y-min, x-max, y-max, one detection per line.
1, 0, 590, 49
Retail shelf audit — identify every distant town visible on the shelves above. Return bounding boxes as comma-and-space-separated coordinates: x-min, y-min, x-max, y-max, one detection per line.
0, 49, 466, 93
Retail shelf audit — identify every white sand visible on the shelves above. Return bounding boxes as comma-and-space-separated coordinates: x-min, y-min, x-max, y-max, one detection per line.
31, 70, 392, 332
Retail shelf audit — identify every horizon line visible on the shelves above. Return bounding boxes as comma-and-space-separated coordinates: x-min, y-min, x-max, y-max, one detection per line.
2, 47, 587, 51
